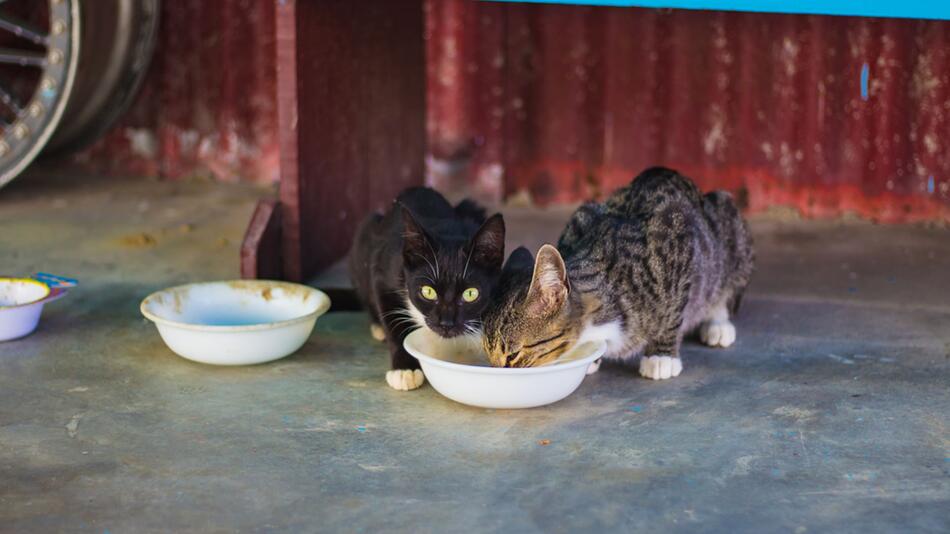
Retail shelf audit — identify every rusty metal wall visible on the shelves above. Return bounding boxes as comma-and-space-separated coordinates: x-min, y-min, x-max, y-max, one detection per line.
427, 1, 950, 222
74, 0, 278, 183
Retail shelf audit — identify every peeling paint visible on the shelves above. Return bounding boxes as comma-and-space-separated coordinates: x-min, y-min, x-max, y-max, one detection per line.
75, 1, 278, 183
860, 63, 870, 101
428, 2, 950, 222
126, 128, 157, 160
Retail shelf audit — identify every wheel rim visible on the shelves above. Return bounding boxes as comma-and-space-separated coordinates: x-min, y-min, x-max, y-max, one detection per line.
0, 0, 79, 189
44, 0, 159, 155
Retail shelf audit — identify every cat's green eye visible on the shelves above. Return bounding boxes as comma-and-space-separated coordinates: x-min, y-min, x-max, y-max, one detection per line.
420, 285, 437, 300
462, 287, 479, 302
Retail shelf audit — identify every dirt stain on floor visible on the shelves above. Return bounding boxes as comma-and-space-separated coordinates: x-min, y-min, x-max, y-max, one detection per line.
118, 232, 158, 248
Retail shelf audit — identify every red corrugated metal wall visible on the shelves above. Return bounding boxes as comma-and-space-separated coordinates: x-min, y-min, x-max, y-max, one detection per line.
71, 1, 950, 222
427, 1, 950, 222
75, 0, 278, 183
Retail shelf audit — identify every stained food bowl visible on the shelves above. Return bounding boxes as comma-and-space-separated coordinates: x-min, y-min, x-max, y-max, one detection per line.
140, 280, 331, 365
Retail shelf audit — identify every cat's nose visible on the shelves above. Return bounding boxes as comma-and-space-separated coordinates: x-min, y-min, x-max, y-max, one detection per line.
439, 317, 454, 327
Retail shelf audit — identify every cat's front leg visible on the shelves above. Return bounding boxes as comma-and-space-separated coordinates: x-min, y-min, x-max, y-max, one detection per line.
377, 290, 426, 391
638, 337, 683, 380
639, 355, 683, 380
586, 358, 602, 375
386, 348, 426, 391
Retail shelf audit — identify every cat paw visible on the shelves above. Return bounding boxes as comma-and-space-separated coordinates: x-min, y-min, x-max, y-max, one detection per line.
639, 355, 683, 380
369, 323, 386, 342
700, 320, 736, 348
586, 358, 602, 375
385, 369, 426, 391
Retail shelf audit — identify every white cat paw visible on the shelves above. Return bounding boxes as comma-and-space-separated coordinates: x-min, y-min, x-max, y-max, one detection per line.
699, 320, 736, 348
639, 355, 683, 380
586, 358, 602, 375
386, 369, 426, 391
370, 323, 386, 342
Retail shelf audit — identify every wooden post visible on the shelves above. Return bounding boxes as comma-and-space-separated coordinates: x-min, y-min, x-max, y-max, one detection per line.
240, 199, 283, 280
257, 0, 427, 282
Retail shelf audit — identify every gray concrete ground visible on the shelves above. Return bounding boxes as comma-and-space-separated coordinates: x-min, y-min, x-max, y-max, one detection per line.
1, 173, 948, 533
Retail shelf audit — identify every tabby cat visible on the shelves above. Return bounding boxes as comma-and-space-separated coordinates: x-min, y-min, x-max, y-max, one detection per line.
482, 167, 753, 379
349, 187, 505, 390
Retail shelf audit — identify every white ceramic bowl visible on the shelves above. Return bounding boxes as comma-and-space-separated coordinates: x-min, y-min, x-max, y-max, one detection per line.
140, 280, 331, 365
404, 329, 606, 409
0, 278, 52, 341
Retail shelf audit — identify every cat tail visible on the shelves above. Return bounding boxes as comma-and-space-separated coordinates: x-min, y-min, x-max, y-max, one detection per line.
454, 199, 487, 224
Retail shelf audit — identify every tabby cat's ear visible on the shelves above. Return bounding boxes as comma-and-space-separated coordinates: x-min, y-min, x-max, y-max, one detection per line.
527, 244, 569, 316
401, 206, 432, 268
468, 213, 505, 270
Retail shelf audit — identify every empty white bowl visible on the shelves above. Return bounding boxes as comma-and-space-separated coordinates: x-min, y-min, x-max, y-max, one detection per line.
0, 278, 52, 341
403, 329, 606, 409
141, 280, 331, 365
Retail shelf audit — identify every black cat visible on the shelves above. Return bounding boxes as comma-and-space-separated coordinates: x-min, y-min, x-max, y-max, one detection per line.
349, 187, 505, 390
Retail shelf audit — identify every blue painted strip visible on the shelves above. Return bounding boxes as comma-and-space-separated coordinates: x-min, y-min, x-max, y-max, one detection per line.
485, 1, 950, 21
860, 63, 870, 101
928, 175, 935, 194
33, 272, 78, 288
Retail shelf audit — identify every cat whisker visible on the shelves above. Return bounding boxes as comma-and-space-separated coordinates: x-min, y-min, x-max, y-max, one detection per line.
384, 312, 416, 323
409, 251, 440, 284
389, 318, 421, 331
423, 240, 440, 279
463, 322, 483, 337
380, 310, 414, 320
462, 249, 473, 279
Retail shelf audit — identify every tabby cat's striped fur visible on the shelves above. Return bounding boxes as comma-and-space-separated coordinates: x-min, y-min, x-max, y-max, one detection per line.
482, 167, 754, 380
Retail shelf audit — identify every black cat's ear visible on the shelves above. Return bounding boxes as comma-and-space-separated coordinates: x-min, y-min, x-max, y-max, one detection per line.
503, 246, 534, 275
527, 244, 569, 316
401, 206, 433, 268
468, 213, 505, 270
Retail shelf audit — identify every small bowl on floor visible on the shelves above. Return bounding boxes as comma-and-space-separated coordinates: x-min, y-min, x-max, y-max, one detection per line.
403, 329, 606, 409
0, 278, 53, 341
141, 280, 331, 365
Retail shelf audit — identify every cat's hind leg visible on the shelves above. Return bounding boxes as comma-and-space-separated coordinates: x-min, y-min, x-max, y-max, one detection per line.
699, 300, 736, 348
366, 304, 386, 342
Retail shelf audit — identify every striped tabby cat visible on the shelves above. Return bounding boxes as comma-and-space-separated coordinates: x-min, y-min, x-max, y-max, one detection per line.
482, 167, 754, 379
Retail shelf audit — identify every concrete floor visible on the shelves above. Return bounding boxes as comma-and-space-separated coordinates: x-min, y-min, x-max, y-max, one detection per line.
1, 173, 948, 533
